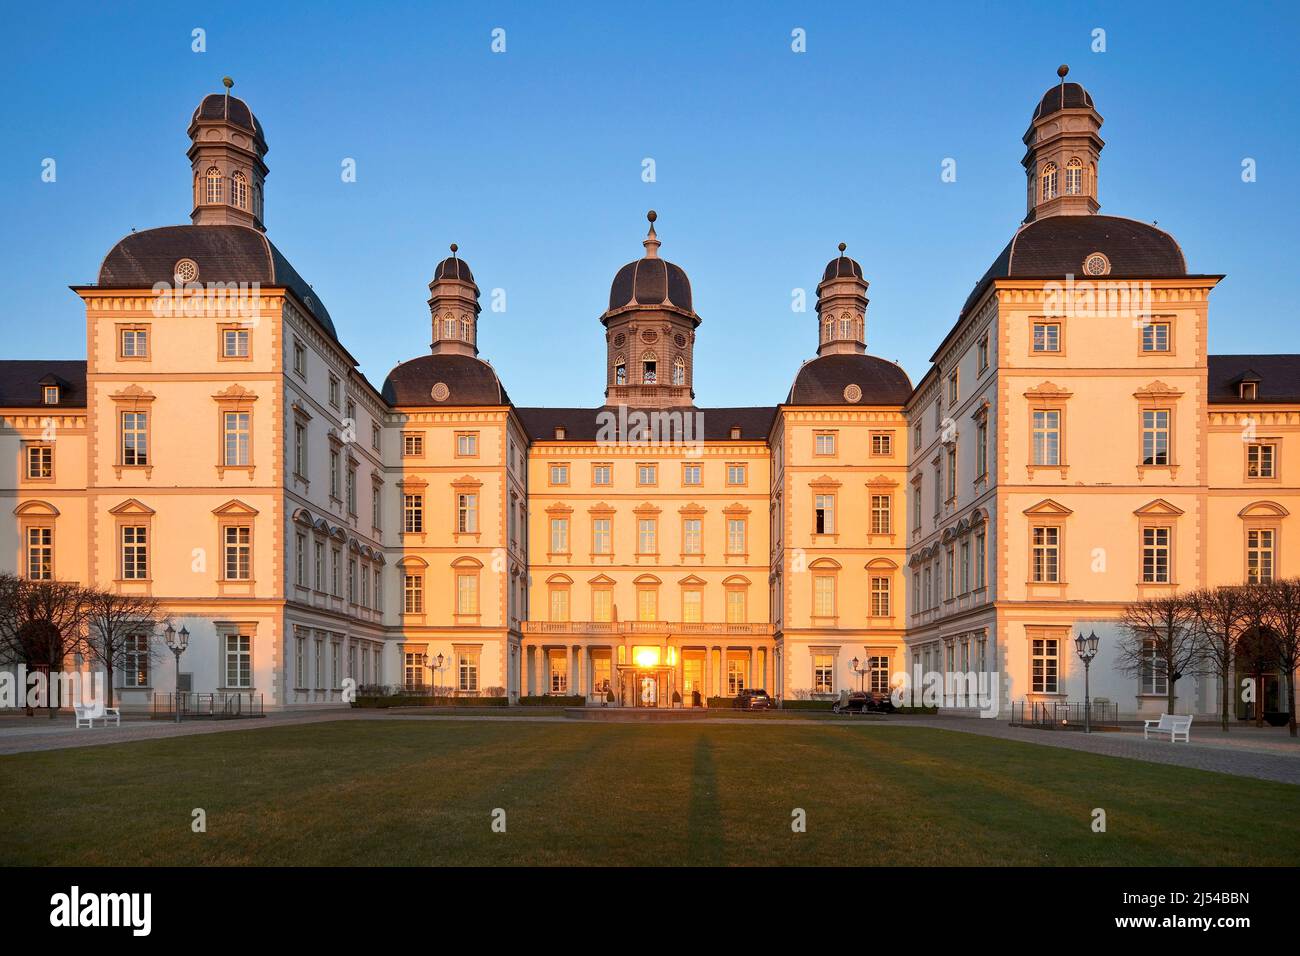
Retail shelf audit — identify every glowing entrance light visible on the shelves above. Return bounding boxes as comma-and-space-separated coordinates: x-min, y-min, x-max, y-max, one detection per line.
633, 646, 660, 668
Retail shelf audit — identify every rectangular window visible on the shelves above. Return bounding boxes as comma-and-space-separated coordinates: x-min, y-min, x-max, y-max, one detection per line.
913, 423, 922, 451
977, 333, 989, 371
682, 518, 702, 555
869, 655, 890, 694
1031, 638, 1058, 694
960, 540, 971, 594
871, 433, 892, 457
404, 652, 423, 690
346, 465, 357, 514
347, 558, 357, 603
457, 432, 478, 457
402, 433, 423, 457
457, 493, 478, 533
1032, 322, 1061, 352
946, 447, 957, 501
404, 574, 424, 613
870, 495, 891, 535
1031, 409, 1060, 466
121, 411, 149, 466
814, 432, 836, 455
403, 494, 423, 533
638, 518, 657, 554
372, 424, 381, 450
1248, 528, 1275, 584
975, 532, 986, 589
1031, 526, 1059, 583
329, 450, 340, 499
222, 328, 250, 358
293, 340, 306, 376
372, 486, 381, 529
592, 589, 612, 623
1142, 526, 1171, 583
1142, 409, 1170, 466
592, 464, 612, 485
813, 575, 835, 617
121, 525, 148, 579
223, 525, 251, 580
457, 573, 479, 615
814, 494, 835, 534
912, 482, 922, 531
550, 517, 569, 553
1140, 639, 1168, 695
328, 375, 340, 408
726, 463, 747, 485
314, 541, 324, 590
592, 518, 611, 555
124, 634, 149, 686
870, 576, 891, 617
120, 328, 149, 358
637, 463, 657, 486
225, 634, 251, 688
26, 527, 52, 580
26, 445, 52, 479
459, 653, 479, 693
637, 588, 658, 622
727, 659, 746, 696
682, 463, 702, 486
813, 654, 834, 696
948, 371, 959, 405
682, 589, 702, 623
976, 419, 988, 477
1141, 321, 1170, 352
1247, 443, 1276, 479
725, 589, 746, 624
223, 411, 251, 467
549, 463, 569, 486
727, 518, 746, 554
548, 587, 570, 622
293, 422, 307, 477
331, 548, 341, 596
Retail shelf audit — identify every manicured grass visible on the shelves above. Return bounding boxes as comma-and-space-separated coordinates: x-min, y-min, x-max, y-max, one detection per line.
1, 720, 1298, 866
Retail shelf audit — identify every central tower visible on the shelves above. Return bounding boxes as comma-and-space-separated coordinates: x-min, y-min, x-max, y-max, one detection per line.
601, 211, 699, 408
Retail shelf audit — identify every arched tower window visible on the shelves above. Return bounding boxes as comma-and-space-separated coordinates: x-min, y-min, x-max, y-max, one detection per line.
641, 351, 657, 385
1040, 163, 1058, 202
460, 318, 471, 342
672, 358, 686, 386
614, 358, 627, 386
254, 183, 263, 219
205, 166, 223, 205
1065, 159, 1082, 195
443, 317, 455, 338
231, 171, 248, 209
839, 313, 852, 339
823, 317, 834, 342
1089, 162, 1096, 197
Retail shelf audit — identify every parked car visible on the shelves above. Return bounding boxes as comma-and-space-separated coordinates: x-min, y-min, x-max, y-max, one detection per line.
735, 688, 774, 710
832, 691, 897, 715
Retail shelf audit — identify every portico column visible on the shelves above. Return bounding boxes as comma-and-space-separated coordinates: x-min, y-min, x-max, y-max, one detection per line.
720, 646, 728, 697
575, 645, 584, 698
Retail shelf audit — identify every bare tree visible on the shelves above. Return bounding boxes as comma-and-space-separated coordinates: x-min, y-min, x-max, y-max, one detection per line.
1116, 593, 1203, 715
0, 577, 91, 717
1188, 585, 1252, 731
84, 588, 166, 709
1258, 578, 1300, 737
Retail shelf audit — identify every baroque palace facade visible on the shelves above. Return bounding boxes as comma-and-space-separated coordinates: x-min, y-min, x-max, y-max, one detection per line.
2, 72, 1297, 718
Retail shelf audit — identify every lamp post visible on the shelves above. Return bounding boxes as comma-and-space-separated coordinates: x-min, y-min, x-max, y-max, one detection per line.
851, 656, 865, 693
164, 624, 190, 724
1075, 630, 1100, 733
433, 652, 447, 698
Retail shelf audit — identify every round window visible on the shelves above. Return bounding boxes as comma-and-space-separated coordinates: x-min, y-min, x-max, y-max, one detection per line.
173, 258, 199, 283
1082, 252, 1110, 276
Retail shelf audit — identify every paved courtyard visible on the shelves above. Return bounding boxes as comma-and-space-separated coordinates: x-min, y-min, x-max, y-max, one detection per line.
2, 708, 1299, 784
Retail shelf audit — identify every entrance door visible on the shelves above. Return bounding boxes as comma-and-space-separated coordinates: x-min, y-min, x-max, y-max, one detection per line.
637, 673, 658, 707
683, 658, 703, 705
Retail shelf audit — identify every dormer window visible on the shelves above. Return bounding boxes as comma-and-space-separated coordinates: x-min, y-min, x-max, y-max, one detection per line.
554, 427, 566, 440
730, 426, 741, 440
42, 386, 58, 405
1241, 381, 1258, 400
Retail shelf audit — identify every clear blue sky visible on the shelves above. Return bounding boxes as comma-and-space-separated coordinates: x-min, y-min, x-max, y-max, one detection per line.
2, 0, 1297, 406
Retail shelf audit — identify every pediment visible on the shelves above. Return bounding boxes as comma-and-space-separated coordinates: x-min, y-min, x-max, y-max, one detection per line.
1238, 500, 1290, 518
13, 500, 59, 518
212, 498, 259, 517
1134, 498, 1185, 517
108, 497, 155, 516
1022, 498, 1073, 517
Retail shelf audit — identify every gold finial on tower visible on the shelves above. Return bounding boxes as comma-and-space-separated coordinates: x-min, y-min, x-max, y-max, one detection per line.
643, 210, 661, 258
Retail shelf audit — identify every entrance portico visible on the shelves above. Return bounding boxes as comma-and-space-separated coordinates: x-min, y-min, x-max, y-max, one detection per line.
520, 622, 776, 706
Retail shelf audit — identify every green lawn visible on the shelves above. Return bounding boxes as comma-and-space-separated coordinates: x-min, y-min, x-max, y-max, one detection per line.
1, 720, 1297, 866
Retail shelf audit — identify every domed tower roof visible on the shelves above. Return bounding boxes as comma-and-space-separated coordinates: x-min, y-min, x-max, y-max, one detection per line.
1030, 80, 1096, 122
786, 354, 912, 406
381, 354, 510, 407
434, 251, 475, 284
190, 91, 266, 150
605, 211, 696, 321
822, 247, 864, 281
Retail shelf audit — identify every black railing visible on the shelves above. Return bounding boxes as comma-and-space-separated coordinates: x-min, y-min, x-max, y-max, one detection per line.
151, 692, 265, 719
1008, 700, 1119, 730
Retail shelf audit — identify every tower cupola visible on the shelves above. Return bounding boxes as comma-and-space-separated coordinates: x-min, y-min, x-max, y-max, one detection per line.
1022, 65, 1104, 221
428, 244, 482, 356
815, 243, 869, 356
187, 78, 268, 230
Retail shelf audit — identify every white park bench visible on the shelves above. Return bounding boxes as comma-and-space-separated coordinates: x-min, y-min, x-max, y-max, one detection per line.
1143, 713, 1192, 743
73, 704, 121, 729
